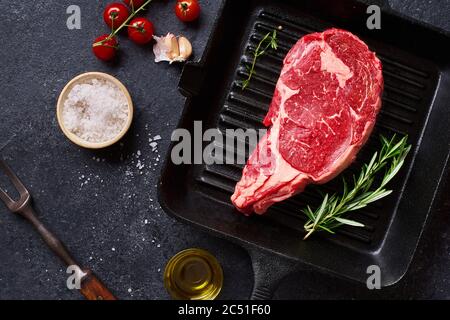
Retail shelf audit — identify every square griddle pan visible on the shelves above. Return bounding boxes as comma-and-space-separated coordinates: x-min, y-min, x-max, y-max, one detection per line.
159, 0, 450, 299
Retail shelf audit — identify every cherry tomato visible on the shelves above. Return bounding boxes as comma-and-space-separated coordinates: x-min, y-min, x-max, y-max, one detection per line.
103, 3, 130, 29
92, 35, 119, 61
175, 0, 201, 22
128, 17, 154, 45
123, 0, 146, 9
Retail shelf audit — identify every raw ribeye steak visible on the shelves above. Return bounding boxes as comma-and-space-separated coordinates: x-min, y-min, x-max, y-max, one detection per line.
231, 28, 384, 215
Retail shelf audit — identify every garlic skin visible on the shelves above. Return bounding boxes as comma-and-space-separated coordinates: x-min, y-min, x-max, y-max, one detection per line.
153, 33, 193, 64
153, 33, 177, 63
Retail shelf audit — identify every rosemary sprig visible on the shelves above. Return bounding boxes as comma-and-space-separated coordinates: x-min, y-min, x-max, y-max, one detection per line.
241, 29, 278, 90
302, 135, 411, 240
93, 0, 154, 47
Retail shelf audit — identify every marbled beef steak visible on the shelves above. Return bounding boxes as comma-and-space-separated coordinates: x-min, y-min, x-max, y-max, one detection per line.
232, 28, 384, 215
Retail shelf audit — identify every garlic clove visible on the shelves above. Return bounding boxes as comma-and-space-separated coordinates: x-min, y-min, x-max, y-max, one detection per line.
153, 33, 193, 64
153, 33, 176, 63
178, 36, 193, 60
168, 36, 181, 61
162, 34, 174, 50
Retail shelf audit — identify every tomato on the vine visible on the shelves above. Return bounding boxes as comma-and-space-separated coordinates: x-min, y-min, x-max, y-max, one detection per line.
128, 17, 154, 45
103, 3, 130, 29
123, 0, 146, 9
92, 35, 118, 61
174, 0, 201, 22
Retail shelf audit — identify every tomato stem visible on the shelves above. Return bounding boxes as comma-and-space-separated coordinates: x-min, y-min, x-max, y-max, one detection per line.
111, 15, 115, 33
181, 2, 189, 12
94, 0, 154, 47
92, 41, 118, 49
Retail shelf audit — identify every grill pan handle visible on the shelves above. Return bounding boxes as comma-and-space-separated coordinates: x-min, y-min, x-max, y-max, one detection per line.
247, 248, 297, 300
178, 62, 206, 98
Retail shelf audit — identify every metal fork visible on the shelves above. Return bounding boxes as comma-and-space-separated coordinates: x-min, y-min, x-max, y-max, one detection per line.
0, 160, 116, 300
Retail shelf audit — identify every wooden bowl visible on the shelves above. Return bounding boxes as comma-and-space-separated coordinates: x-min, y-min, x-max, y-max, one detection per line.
56, 72, 134, 149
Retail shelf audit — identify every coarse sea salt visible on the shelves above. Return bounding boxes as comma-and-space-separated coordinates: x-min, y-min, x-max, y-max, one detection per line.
62, 78, 129, 143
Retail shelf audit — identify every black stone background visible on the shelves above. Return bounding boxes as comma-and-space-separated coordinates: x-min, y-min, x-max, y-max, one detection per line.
0, 0, 448, 300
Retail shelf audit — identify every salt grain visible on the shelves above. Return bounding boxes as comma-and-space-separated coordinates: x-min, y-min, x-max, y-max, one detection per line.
62, 78, 129, 143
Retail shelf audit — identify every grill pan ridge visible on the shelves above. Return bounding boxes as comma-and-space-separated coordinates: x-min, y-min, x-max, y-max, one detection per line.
159, 0, 450, 297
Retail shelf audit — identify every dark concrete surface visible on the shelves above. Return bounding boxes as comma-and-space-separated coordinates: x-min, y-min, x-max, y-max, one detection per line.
0, 0, 448, 300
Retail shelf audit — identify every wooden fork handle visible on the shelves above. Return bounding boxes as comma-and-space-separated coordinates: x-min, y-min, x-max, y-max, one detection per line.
80, 271, 117, 300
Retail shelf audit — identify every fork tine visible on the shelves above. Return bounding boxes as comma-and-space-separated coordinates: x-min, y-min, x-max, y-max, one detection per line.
0, 187, 14, 207
0, 160, 29, 197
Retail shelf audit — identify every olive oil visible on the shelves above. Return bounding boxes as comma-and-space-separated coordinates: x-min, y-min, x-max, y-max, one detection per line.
164, 248, 223, 300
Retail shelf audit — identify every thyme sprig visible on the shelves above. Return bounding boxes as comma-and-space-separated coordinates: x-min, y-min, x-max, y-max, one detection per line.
241, 29, 278, 90
303, 135, 411, 240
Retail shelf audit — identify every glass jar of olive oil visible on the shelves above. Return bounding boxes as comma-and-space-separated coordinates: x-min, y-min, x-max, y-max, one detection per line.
164, 248, 223, 300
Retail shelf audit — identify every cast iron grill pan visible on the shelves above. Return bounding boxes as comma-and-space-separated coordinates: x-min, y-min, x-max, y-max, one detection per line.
159, 0, 450, 298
